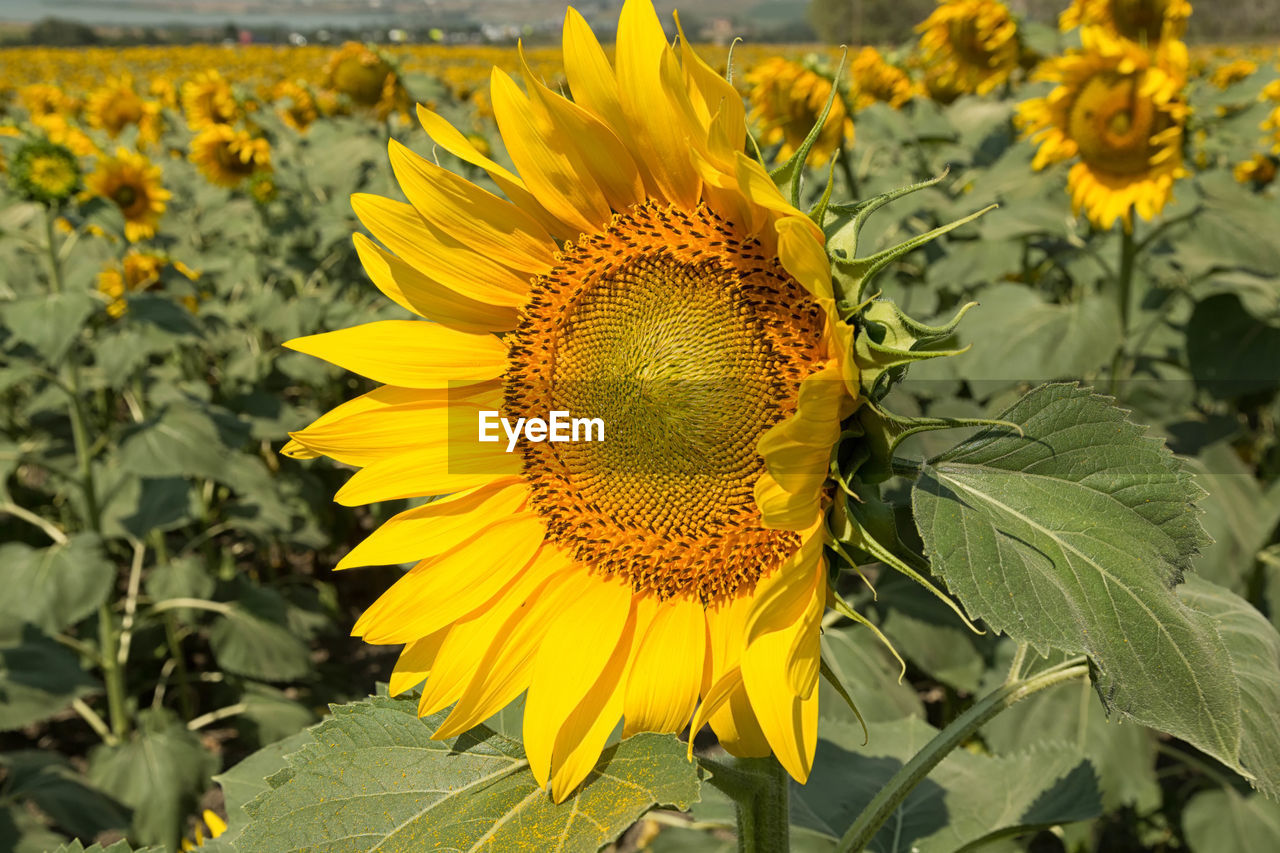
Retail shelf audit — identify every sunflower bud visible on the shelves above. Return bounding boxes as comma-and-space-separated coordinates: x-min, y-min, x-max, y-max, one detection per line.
8, 139, 81, 206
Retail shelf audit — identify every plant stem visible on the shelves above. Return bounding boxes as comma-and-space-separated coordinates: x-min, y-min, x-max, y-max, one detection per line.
703, 755, 791, 852
1004, 641, 1029, 685
837, 656, 1090, 852
44, 208, 129, 741
1109, 227, 1138, 395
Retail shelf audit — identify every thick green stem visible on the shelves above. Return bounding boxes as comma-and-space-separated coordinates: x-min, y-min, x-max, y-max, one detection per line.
837, 657, 1090, 852
704, 755, 791, 852
1109, 228, 1138, 395
45, 208, 128, 740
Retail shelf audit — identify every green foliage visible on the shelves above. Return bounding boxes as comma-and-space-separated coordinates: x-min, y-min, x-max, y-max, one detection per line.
236, 696, 702, 852
1183, 789, 1280, 853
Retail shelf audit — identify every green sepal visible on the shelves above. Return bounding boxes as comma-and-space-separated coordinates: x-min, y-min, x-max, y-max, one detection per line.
770, 49, 848, 207
855, 299, 974, 401
862, 397, 1023, 461
824, 170, 952, 262
829, 588, 907, 686
808, 154, 840, 229
819, 656, 870, 746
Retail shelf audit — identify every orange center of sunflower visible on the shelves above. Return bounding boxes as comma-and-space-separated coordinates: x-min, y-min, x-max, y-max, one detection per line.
1068, 71, 1166, 175
505, 202, 826, 602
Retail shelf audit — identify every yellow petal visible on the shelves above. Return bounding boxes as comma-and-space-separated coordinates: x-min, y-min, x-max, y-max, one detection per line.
523, 572, 634, 789
744, 532, 824, 646
284, 321, 507, 388
615, 0, 702, 208
337, 482, 528, 570
388, 630, 448, 696
740, 615, 820, 781
754, 471, 821, 531
353, 513, 546, 644
333, 442, 520, 506
202, 811, 227, 838
281, 385, 441, 460
623, 595, 706, 736
549, 616, 634, 802
288, 401, 489, 468
387, 139, 555, 275
562, 7, 628, 134
353, 233, 517, 333
351, 194, 529, 307
432, 550, 576, 740
490, 67, 611, 235
776, 215, 833, 301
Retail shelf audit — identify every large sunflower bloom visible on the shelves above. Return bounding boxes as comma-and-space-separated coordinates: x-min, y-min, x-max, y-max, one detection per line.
84, 147, 171, 241
286, 0, 859, 802
190, 124, 271, 188
744, 56, 853, 165
1018, 29, 1188, 230
916, 0, 1021, 98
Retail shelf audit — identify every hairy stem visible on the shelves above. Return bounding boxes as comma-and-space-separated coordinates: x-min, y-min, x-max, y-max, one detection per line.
1109, 227, 1138, 395
837, 656, 1090, 852
704, 755, 791, 852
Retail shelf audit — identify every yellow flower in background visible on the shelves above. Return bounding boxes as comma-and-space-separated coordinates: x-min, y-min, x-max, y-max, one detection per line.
745, 56, 853, 164
190, 124, 271, 188
848, 47, 916, 111
916, 0, 1020, 97
1208, 58, 1256, 89
1019, 29, 1188, 230
1234, 153, 1276, 188
84, 75, 163, 144
31, 114, 99, 158
323, 41, 410, 120
182, 69, 241, 130
17, 84, 77, 118
285, 0, 860, 802
276, 81, 319, 132
8, 139, 81, 205
97, 249, 201, 317
84, 147, 171, 241
1060, 0, 1191, 49
180, 809, 227, 851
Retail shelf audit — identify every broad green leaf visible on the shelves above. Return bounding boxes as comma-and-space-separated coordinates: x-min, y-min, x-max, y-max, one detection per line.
100, 475, 193, 540
239, 696, 701, 852
820, 622, 924, 725
1, 291, 96, 362
873, 571, 993, 694
1177, 576, 1280, 798
792, 717, 1101, 852
48, 841, 166, 853
1188, 443, 1280, 594
209, 583, 314, 682
982, 671, 1160, 811
212, 730, 312, 846
0, 626, 98, 730
144, 555, 215, 610
1187, 292, 1280, 399
116, 401, 244, 482
950, 283, 1121, 396
238, 682, 319, 745
0, 534, 113, 634
910, 384, 1243, 779
0, 751, 130, 839
0, 804, 67, 853
87, 708, 218, 851
1183, 789, 1280, 853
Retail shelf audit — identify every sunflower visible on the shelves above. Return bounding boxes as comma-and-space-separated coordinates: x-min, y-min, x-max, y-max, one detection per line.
8, 139, 81, 205
275, 81, 319, 132
744, 56, 853, 164
916, 0, 1020, 98
182, 70, 240, 130
97, 249, 200, 317
32, 114, 98, 158
180, 809, 227, 851
17, 84, 76, 119
1208, 58, 1256, 90
322, 41, 410, 120
190, 124, 271, 188
1059, 0, 1191, 49
1018, 29, 1188, 230
84, 75, 162, 144
848, 47, 916, 111
1234, 153, 1276, 188
84, 147, 171, 241
285, 0, 861, 802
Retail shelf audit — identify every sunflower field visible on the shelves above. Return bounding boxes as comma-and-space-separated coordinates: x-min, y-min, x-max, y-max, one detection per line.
2, 0, 1280, 851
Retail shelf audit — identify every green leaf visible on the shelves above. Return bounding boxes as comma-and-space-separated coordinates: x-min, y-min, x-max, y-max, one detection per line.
86, 708, 218, 851
1187, 443, 1280, 594
101, 475, 193, 540
1187, 292, 1280, 399
951, 283, 1122, 397
820, 622, 924, 725
873, 572, 993, 694
1177, 576, 1280, 798
982, 669, 1160, 811
1183, 789, 1280, 853
47, 841, 166, 853
0, 751, 130, 839
910, 384, 1244, 781
1, 291, 96, 362
116, 401, 243, 482
239, 696, 701, 852
0, 804, 67, 853
212, 730, 312, 846
792, 717, 1101, 852
0, 625, 98, 730
0, 534, 113, 634
209, 583, 314, 682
